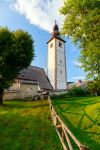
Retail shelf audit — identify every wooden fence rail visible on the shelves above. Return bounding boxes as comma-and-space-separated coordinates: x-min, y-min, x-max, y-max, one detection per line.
48, 96, 89, 150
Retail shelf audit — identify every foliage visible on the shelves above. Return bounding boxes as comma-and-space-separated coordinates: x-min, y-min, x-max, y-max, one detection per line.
67, 86, 90, 96
50, 93, 67, 100
51, 87, 90, 99
0, 27, 35, 104
60, 0, 100, 80
87, 80, 100, 95
0, 100, 63, 150
52, 96, 100, 150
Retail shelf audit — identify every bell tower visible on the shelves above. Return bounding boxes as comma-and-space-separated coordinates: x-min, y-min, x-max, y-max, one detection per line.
47, 21, 67, 90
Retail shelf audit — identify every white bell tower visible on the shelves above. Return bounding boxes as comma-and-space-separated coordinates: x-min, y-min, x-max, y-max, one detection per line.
47, 21, 67, 90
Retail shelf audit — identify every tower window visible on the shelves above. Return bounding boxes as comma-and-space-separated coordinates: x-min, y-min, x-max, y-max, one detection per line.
60, 60, 62, 63
59, 42, 62, 48
60, 70, 62, 74
50, 43, 53, 48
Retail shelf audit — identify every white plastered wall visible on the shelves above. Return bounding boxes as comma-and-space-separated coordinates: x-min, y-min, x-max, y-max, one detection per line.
48, 38, 67, 90
56, 39, 67, 89
47, 38, 55, 89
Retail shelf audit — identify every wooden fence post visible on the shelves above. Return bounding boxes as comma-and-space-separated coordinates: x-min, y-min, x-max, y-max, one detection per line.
48, 96, 89, 150
62, 130, 65, 143
80, 145, 89, 150
55, 115, 58, 126
63, 128, 73, 150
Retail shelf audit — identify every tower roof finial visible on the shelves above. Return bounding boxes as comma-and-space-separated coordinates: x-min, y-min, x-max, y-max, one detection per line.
52, 20, 60, 37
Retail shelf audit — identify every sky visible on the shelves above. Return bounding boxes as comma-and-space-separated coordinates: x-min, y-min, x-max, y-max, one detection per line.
0, 0, 86, 82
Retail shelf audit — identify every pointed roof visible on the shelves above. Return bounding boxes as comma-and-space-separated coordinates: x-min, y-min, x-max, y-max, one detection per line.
47, 21, 66, 43
52, 20, 60, 37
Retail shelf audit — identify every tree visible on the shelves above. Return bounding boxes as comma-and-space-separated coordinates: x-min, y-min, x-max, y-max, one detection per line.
60, 0, 100, 80
87, 80, 100, 95
0, 27, 35, 105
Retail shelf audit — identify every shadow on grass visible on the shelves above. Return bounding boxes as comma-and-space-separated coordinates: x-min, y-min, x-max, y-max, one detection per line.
60, 113, 100, 150
1, 103, 49, 110
52, 97, 100, 109
52, 97, 100, 150
0, 99, 49, 110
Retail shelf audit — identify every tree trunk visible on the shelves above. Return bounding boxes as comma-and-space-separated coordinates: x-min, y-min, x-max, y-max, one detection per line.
0, 88, 4, 105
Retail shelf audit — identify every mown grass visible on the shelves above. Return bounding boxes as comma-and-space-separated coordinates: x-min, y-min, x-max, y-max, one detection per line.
51, 96, 100, 150
0, 99, 63, 150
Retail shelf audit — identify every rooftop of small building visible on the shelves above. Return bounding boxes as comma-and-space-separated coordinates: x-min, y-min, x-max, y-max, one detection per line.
17, 66, 53, 90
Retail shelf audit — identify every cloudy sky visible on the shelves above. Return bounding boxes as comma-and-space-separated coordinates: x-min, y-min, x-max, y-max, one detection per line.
0, 0, 86, 82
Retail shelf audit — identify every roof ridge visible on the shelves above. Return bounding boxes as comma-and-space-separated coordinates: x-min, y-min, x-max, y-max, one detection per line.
29, 65, 44, 70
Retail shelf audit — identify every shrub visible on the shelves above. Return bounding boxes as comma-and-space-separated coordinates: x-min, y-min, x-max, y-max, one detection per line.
87, 80, 100, 96
50, 93, 67, 100
67, 86, 90, 97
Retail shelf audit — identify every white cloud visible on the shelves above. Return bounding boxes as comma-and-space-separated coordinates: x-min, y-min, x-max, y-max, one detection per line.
73, 61, 82, 67
72, 76, 85, 80
10, 0, 64, 32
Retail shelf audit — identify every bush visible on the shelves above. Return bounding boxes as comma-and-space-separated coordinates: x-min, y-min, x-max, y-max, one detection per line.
67, 86, 90, 97
50, 93, 67, 100
87, 80, 100, 96
50, 87, 90, 99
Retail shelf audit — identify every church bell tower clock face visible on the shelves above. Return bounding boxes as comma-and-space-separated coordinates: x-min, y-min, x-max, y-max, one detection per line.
47, 22, 67, 90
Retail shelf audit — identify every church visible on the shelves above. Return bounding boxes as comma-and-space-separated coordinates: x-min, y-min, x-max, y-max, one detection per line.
4, 22, 67, 100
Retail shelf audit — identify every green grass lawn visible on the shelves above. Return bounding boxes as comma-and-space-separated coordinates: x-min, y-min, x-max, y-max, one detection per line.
51, 96, 100, 150
0, 99, 63, 150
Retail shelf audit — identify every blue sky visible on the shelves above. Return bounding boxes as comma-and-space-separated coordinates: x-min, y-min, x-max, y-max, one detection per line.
0, 0, 86, 82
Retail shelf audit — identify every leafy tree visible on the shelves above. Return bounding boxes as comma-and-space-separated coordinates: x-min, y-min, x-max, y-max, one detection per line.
60, 0, 100, 80
87, 80, 100, 95
67, 86, 90, 96
0, 27, 35, 105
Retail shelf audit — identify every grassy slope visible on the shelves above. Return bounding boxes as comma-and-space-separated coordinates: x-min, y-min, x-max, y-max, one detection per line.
0, 100, 63, 150
52, 96, 100, 150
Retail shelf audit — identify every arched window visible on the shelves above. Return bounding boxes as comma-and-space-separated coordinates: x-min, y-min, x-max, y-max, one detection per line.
59, 42, 62, 48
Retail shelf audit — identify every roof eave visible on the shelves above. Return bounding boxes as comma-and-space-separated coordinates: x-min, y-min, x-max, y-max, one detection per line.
47, 36, 66, 44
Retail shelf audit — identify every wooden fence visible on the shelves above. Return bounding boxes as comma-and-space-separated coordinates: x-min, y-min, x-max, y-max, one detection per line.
48, 96, 89, 150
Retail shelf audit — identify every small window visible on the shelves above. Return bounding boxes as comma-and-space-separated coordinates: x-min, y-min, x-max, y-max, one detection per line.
50, 43, 53, 48
59, 42, 62, 48
60, 70, 62, 74
60, 60, 62, 63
